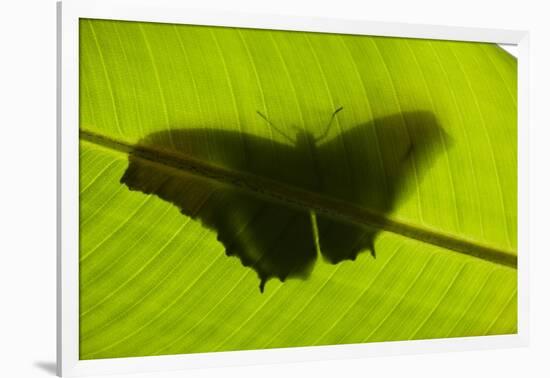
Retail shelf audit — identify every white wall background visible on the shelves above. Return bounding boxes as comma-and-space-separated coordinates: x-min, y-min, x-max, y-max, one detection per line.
0, 0, 548, 377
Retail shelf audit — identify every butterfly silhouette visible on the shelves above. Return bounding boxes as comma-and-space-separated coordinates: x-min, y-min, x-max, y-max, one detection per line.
120, 109, 448, 291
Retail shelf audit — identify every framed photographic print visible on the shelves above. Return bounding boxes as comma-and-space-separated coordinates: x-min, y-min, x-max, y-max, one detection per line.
57, 0, 529, 376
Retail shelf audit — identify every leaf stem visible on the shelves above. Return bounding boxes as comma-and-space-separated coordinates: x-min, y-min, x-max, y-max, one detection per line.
80, 129, 517, 269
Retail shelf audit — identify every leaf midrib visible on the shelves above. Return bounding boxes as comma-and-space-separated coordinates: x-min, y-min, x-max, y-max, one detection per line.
80, 128, 517, 269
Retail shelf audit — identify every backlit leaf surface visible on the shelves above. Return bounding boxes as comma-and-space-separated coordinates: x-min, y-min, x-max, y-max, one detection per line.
79, 19, 517, 359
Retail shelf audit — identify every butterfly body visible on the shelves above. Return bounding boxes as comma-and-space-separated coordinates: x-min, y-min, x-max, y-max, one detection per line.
294, 131, 316, 152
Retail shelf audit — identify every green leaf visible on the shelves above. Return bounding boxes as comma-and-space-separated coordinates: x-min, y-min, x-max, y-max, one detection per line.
79, 18, 517, 359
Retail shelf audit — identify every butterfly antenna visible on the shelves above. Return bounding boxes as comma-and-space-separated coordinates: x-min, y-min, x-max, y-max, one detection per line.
315, 106, 344, 142
256, 111, 294, 143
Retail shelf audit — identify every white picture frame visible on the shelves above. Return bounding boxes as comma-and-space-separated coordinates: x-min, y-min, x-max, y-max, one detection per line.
57, 0, 530, 376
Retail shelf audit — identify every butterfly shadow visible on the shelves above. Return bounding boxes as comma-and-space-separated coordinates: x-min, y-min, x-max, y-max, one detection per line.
120, 110, 450, 291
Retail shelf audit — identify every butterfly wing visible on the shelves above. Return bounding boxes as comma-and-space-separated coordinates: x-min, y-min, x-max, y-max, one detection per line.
121, 129, 318, 291
314, 111, 448, 263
